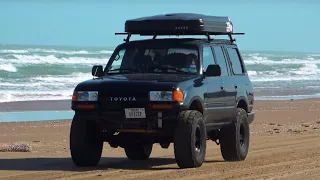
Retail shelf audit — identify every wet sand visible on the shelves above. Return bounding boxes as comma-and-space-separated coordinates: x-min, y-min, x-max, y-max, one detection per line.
0, 99, 320, 179
0, 100, 71, 112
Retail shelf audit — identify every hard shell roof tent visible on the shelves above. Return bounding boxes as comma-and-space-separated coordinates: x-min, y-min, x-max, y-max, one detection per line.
115, 13, 244, 42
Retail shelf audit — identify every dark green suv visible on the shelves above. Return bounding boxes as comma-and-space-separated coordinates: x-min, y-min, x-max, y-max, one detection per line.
69, 13, 255, 169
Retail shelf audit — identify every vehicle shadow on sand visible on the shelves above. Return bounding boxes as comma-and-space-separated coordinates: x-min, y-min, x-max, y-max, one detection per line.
0, 157, 225, 171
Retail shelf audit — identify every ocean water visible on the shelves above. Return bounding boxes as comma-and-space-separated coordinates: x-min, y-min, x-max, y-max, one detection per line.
0, 110, 74, 122
1, 44, 320, 103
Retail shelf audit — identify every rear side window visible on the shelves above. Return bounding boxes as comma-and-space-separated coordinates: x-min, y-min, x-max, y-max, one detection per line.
202, 46, 215, 71
226, 47, 244, 74
212, 46, 229, 76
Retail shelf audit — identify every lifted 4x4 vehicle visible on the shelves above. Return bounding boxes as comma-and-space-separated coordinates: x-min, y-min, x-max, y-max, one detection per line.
70, 13, 255, 169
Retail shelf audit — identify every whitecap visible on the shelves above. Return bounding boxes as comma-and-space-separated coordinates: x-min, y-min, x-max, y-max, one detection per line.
0, 64, 17, 72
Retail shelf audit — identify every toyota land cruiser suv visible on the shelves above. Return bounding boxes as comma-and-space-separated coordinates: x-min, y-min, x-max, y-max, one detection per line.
69, 13, 255, 169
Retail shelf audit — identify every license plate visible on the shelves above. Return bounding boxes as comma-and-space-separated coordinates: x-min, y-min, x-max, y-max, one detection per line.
124, 108, 146, 118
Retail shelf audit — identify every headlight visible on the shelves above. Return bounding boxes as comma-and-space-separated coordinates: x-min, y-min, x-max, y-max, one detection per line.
149, 90, 183, 102
76, 91, 98, 101
149, 91, 173, 101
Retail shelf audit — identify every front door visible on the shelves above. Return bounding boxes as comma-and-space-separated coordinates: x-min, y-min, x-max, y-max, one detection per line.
202, 45, 226, 123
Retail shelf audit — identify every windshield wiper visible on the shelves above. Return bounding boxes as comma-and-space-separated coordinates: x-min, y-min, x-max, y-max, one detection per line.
107, 68, 140, 73
150, 65, 191, 74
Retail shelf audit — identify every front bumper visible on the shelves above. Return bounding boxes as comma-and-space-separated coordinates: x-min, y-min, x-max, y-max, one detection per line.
74, 108, 181, 135
248, 112, 255, 124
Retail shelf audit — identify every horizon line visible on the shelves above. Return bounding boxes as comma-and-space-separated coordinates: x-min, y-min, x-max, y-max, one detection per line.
1, 43, 319, 54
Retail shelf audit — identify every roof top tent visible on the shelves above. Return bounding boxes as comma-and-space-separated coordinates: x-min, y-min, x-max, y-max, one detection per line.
115, 13, 244, 42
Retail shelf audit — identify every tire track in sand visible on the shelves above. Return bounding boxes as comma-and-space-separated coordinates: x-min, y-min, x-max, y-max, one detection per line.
1, 134, 319, 180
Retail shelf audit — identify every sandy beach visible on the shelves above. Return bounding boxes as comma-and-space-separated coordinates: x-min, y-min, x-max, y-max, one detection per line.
0, 99, 320, 180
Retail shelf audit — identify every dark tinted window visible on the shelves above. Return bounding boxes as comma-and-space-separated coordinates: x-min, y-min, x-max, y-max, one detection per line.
212, 46, 229, 76
226, 47, 244, 74
202, 46, 215, 71
107, 45, 199, 74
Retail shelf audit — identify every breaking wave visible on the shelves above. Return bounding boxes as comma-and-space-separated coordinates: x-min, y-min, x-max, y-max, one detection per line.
1, 55, 108, 65
1, 45, 320, 102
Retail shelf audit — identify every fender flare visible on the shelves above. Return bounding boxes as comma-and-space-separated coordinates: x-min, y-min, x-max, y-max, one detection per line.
235, 96, 249, 112
187, 96, 205, 113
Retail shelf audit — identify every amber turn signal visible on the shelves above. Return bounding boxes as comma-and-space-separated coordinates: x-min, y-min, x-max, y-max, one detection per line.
75, 104, 96, 109
72, 91, 77, 101
173, 90, 183, 102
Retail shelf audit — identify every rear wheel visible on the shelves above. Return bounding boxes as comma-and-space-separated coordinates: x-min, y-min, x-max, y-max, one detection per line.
173, 110, 207, 168
124, 143, 153, 160
70, 115, 103, 166
219, 108, 250, 161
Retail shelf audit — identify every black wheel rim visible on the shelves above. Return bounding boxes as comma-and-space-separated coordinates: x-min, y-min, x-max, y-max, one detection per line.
239, 122, 246, 147
195, 125, 201, 153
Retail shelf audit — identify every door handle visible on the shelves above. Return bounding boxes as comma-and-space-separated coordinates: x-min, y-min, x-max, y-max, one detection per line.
234, 85, 238, 89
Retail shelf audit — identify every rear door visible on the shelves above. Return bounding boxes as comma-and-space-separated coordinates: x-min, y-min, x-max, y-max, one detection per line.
223, 45, 247, 118
202, 45, 226, 123
211, 45, 234, 120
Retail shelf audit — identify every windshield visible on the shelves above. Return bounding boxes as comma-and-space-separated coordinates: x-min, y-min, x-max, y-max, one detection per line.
106, 44, 199, 75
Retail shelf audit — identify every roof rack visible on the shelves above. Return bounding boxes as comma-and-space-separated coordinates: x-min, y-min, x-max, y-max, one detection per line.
115, 13, 245, 43
115, 32, 244, 43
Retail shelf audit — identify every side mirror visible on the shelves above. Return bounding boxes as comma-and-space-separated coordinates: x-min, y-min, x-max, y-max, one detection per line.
92, 65, 104, 77
205, 64, 221, 77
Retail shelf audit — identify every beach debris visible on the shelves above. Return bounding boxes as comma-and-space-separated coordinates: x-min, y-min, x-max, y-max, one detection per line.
292, 129, 303, 134
266, 130, 274, 134
301, 123, 310, 128
0, 142, 31, 152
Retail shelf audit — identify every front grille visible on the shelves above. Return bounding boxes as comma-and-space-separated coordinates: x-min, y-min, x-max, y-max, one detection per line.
98, 89, 149, 111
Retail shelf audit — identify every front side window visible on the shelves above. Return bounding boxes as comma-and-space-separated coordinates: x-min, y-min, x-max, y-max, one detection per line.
110, 48, 126, 70
202, 46, 215, 71
106, 44, 199, 75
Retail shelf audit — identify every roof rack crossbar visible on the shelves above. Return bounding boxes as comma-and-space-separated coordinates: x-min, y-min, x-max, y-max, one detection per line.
115, 32, 244, 43
115, 32, 131, 42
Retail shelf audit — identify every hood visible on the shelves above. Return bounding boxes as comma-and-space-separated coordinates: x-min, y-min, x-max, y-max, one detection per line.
75, 73, 199, 91
105, 73, 198, 82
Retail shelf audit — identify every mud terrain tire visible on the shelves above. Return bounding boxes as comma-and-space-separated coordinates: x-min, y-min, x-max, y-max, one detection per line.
124, 143, 153, 160
174, 110, 206, 168
70, 115, 103, 166
219, 108, 250, 161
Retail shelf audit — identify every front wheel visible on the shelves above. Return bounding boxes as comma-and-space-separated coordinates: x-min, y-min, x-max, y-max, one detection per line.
69, 115, 103, 166
219, 108, 250, 161
173, 110, 207, 168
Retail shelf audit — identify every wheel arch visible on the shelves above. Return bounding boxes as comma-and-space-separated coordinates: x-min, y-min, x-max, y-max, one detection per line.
236, 97, 249, 113
188, 96, 205, 115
